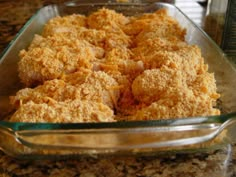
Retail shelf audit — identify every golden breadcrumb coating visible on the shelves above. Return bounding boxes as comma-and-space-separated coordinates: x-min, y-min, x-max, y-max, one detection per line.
132, 45, 207, 83
29, 34, 104, 58
132, 37, 188, 56
124, 9, 170, 35
45, 27, 107, 47
101, 47, 144, 78
42, 14, 87, 37
104, 28, 131, 50
87, 8, 129, 30
41, 13, 106, 47
132, 88, 220, 121
124, 9, 186, 42
130, 67, 220, 120
134, 21, 186, 44
68, 71, 120, 109
11, 8, 221, 123
10, 100, 114, 123
129, 9, 186, 46
190, 72, 220, 102
11, 70, 120, 110
132, 68, 185, 104
76, 27, 106, 46
10, 79, 81, 108
88, 8, 131, 50
18, 35, 103, 86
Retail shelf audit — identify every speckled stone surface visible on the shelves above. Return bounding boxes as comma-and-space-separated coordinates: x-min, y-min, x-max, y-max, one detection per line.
0, 0, 68, 53
0, 1, 236, 176
0, 146, 235, 177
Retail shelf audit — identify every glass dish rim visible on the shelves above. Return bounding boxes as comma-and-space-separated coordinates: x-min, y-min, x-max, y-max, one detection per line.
1, 2, 236, 158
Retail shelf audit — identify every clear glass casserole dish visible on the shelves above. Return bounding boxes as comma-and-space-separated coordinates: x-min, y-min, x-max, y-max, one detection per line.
0, 1, 236, 159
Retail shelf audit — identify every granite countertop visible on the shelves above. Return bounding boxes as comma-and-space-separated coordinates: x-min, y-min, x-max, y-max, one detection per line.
0, 0, 235, 177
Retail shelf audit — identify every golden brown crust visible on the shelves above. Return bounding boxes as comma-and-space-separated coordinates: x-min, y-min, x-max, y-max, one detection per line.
132, 68, 185, 104
10, 100, 114, 123
18, 35, 102, 86
87, 8, 129, 30
42, 14, 87, 37
11, 70, 120, 110
132, 87, 220, 121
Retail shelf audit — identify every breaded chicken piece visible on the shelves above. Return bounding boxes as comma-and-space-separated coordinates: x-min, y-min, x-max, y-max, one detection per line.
18, 35, 103, 86
42, 13, 107, 47
42, 14, 87, 37
9, 100, 114, 123
132, 9, 186, 45
123, 9, 178, 36
132, 68, 185, 104
87, 8, 129, 30
11, 70, 120, 110
66, 71, 120, 109
10, 79, 81, 108
135, 21, 186, 44
133, 45, 207, 83
125, 8, 186, 50
131, 88, 220, 121
130, 68, 220, 120
44, 27, 106, 48
28, 34, 104, 59
87, 8, 131, 49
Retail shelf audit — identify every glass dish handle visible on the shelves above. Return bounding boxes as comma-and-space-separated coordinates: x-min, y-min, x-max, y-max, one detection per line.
0, 116, 236, 158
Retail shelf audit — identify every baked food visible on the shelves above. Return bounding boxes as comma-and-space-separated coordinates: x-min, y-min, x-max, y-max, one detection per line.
9, 8, 220, 123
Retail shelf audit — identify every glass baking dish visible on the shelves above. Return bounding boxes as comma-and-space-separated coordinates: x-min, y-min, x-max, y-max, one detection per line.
0, 1, 236, 159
